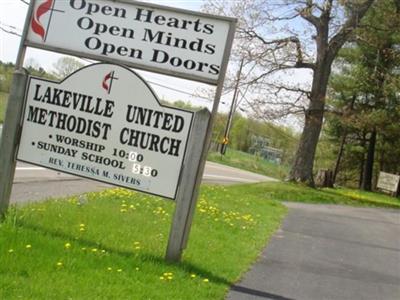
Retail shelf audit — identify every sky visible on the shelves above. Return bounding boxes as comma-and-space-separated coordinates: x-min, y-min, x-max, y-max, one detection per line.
0, 0, 230, 111
0, 0, 313, 131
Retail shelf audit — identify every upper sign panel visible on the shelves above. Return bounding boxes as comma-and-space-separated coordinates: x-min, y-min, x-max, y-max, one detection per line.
26, 0, 235, 84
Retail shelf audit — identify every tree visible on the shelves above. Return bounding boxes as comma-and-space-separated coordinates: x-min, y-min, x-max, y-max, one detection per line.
52, 57, 84, 79
326, 0, 400, 189
203, 0, 375, 186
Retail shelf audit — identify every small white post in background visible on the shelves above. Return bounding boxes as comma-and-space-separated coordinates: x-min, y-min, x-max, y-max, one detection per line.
166, 108, 211, 262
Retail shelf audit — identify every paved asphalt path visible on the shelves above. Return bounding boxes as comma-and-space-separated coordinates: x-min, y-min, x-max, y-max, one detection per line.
10, 161, 277, 203
227, 202, 400, 300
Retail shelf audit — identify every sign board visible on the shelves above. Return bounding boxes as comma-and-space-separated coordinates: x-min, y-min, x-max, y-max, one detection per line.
26, 0, 235, 85
2, 0, 235, 261
377, 172, 400, 193
17, 63, 193, 199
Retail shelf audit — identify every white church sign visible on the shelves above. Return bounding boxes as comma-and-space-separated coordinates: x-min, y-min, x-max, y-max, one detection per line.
26, 0, 235, 84
18, 63, 193, 199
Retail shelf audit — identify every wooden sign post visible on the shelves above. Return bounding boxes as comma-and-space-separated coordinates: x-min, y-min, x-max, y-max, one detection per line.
0, 70, 28, 218
166, 109, 210, 261
0, 1, 34, 219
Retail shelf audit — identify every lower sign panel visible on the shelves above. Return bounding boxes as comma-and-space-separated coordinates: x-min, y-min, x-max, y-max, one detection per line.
17, 63, 193, 199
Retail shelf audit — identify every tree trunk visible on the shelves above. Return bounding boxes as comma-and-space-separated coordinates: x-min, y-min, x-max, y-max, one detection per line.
286, 0, 375, 187
332, 94, 355, 185
288, 106, 324, 186
332, 132, 347, 185
361, 129, 377, 191
358, 133, 366, 188
288, 59, 331, 186
359, 159, 364, 189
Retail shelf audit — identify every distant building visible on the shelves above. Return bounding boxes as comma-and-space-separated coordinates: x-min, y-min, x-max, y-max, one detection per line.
248, 136, 283, 164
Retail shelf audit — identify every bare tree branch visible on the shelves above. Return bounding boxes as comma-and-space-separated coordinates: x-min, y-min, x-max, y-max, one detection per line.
298, 7, 320, 29
328, 0, 375, 59
241, 30, 316, 70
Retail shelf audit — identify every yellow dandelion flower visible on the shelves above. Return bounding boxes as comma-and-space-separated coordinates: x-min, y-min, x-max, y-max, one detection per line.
159, 276, 165, 280
81, 247, 86, 251
117, 269, 122, 272
134, 241, 140, 245
80, 227, 85, 232
56, 262, 63, 267
190, 274, 196, 278
107, 267, 112, 271
92, 248, 98, 252
167, 276, 173, 280
135, 267, 140, 271
203, 278, 209, 283
79, 224, 85, 227
8, 249, 14, 253
25, 244, 32, 249
101, 249, 106, 253
120, 209, 127, 213
64, 243, 71, 249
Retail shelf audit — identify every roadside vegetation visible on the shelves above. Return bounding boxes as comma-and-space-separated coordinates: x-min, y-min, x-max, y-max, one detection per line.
253, 182, 400, 209
0, 185, 286, 299
206, 149, 399, 207
208, 149, 289, 180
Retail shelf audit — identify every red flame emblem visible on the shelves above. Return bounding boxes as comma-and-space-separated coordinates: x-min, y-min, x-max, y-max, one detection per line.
31, 0, 53, 41
102, 72, 112, 92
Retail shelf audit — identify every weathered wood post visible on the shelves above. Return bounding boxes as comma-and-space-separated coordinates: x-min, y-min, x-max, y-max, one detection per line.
166, 108, 210, 262
166, 16, 236, 261
0, 70, 29, 219
0, 0, 34, 219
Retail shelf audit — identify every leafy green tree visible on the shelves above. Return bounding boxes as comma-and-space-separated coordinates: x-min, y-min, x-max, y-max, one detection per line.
0, 61, 14, 93
203, 0, 375, 186
326, 0, 400, 189
52, 57, 84, 79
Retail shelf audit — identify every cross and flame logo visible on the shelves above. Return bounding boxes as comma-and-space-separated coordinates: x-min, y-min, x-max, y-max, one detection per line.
31, 0, 64, 42
102, 71, 118, 94
31, 0, 53, 41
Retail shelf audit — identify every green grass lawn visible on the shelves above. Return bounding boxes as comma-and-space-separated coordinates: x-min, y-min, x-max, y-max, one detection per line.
0, 185, 286, 299
1, 176, 397, 299
207, 149, 399, 207
0, 92, 8, 123
208, 149, 289, 180
249, 181, 400, 209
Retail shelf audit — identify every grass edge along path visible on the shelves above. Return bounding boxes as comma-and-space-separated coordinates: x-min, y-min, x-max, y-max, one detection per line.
252, 181, 400, 209
208, 150, 399, 209
0, 184, 287, 300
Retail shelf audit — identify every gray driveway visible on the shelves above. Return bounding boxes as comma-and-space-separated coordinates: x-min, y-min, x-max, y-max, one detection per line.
228, 202, 400, 300
10, 161, 276, 203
